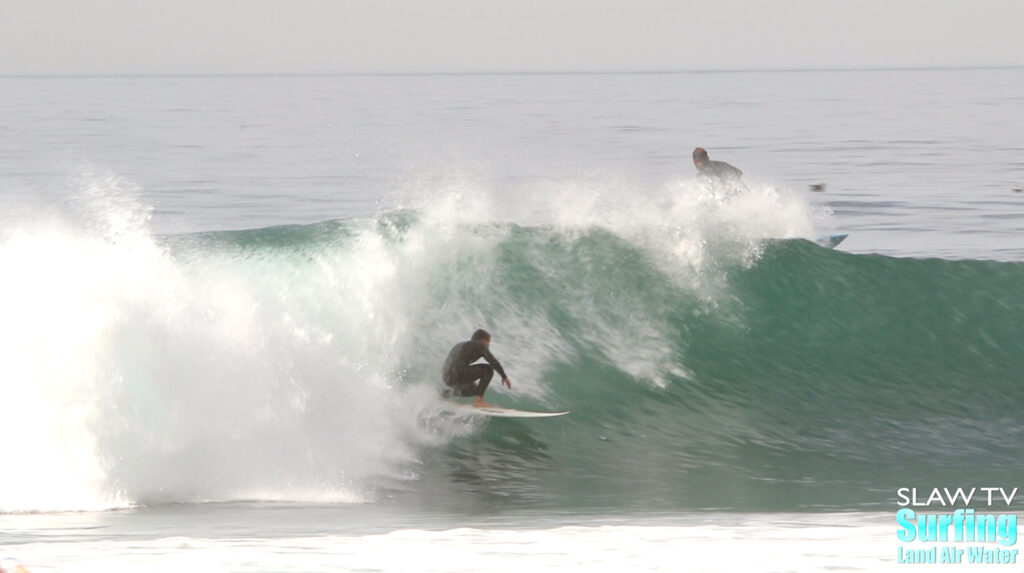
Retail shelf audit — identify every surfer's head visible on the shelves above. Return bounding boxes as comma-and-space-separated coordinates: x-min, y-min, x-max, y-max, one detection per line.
472, 329, 491, 346
692, 147, 709, 167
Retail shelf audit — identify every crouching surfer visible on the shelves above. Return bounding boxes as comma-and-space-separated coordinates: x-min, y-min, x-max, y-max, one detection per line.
442, 329, 512, 408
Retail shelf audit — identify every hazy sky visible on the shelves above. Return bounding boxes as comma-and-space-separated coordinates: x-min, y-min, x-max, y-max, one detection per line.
1, 0, 1021, 74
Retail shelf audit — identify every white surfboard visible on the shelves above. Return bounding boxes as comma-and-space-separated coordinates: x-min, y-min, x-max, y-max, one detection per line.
449, 403, 569, 418
814, 233, 848, 248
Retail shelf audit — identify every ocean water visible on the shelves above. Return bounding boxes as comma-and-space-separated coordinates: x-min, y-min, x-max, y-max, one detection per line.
0, 68, 1022, 571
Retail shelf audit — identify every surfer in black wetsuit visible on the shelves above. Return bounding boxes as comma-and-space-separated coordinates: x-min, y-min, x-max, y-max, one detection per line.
692, 147, 744, 184
442, 329, 511, 408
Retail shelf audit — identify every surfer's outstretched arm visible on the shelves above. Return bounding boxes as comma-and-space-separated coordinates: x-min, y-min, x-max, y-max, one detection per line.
480, 345, 511, 388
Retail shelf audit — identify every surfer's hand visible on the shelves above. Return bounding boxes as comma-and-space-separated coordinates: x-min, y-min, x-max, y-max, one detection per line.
502, 377, 511, 389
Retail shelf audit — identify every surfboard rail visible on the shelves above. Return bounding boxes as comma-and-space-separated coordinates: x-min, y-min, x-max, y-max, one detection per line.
448, 403, 569, 418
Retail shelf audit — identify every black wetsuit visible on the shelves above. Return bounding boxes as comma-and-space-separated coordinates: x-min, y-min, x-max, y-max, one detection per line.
697, 159, 743, 182
442, 340, 508, 397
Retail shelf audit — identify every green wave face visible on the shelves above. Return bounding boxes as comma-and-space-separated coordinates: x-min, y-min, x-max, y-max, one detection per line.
171, 215, 1023, 513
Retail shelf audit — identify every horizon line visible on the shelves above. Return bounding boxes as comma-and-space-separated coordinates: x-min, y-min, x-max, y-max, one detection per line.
1, 64, 1021, 79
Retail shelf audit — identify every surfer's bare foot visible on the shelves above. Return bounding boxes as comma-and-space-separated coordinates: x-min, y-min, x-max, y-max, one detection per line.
472, 396, 494, 408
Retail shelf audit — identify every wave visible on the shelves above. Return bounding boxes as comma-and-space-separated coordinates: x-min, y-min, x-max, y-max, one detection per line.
0, 177, 1020, 513
408, 229, 1023, 513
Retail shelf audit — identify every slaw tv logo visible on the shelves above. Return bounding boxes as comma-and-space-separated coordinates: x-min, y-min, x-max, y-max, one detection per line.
896, 487, 1019, 565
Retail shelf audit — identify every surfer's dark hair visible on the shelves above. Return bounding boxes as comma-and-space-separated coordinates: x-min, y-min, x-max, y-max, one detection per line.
472, 329, 491, 342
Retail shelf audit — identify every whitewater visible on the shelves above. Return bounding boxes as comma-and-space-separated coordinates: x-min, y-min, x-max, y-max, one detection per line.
1, 69, 1022, 571
0, 172, 824, 511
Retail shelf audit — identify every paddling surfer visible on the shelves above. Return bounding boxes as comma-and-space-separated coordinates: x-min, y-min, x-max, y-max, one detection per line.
442, 329, 512, 408
692, 147, 743, 182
